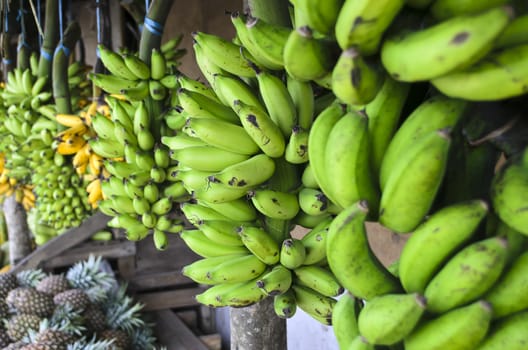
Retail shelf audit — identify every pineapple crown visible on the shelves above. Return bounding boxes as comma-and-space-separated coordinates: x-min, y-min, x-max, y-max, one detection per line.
129, 323, 158, 350
66, 335, 116, 350
104, 284, 145, 333
15, 269, 47, 288
65, 255, 115, 291
49, 304, 86, 336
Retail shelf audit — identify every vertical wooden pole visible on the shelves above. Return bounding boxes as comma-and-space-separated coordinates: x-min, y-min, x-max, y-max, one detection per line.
4, 196, 32, 266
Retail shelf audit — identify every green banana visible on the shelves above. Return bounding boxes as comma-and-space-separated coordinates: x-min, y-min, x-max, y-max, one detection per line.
335, 0, 405, 54
379, 95, 467, 189
89, 137, 125, 159
291, 284, 336, 325
123, 54, 151, 80
254, 66, 297, 137
381, 6, 511, 81
424, 237, 509, 313
379, 128, 452, 233
197, 219, 245, 247
280, 238, 307, 269
255, 264, 293, 295
475, 310, 528, 350
209, 153, 276, 189
180, 202, 233, 225
348, 336, 375, 350
298, 187, 332, 217
430, 0, 511, 19
494, 14, 528, 49
323, 110, 380, 215
237, 225, 281, 265
283, 26, 335, 81
162, 132, 208, 150
90, 113, 116, 140
150, 48, 167, 80
363, 76, 410, 176
89, 73, 139, 95
179, 229, 249, 258
212, 74, 266, 112
274, 289, 297, 318
207, 254, 269, 284
404, 300, 492, 350
484, 251, 528, 318
301, 216, 333, 265
293, 265, 343, 297
97, 44, 138, 80
232, 99, 286, 158
182, 253, 260, 284
431, 44, 528, 101
398, 200, 488, 293
491, 148, 528, 235
170, 145, 250, 172
176, 74, 220, 102
326, 201, 401, 300
197, 198, 257, 222
191, 180, 249, 204
195, 276, 267, 308
286, 74, 315, 129
177, 88, 240, 124
192, 31, 258, 78
332, 292, 361, 350
284, 126, 309, 164
293, 0, 343, 35
193, 42, 226, 88
183, 117, 259, 155
358, 293, 426, 345
249, 188, 300, 220
332, 48, 384, 105
307, 102, 347, 207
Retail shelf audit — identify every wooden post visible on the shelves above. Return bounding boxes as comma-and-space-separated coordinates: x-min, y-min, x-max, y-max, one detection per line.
3, 195, 32, 266
230, 297, 287, 350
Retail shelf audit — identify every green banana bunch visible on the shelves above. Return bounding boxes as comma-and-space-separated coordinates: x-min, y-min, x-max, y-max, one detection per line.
357, 293, 426, 346
424, 237, 509, 313
291, 284, 336, 325
381, 6, 511, 81
326, 201, 401, 300
475, 310, 528, 350
404, 300, 492, 350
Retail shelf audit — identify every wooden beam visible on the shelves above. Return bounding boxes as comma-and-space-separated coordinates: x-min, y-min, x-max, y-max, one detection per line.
149, 310, 210, 350
128, 270, 195, 291
135, 287, 205, 311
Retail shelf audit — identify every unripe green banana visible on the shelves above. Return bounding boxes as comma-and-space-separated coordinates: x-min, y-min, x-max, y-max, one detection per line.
143, 182, 160, 203
491, 149, 528, 235
132, 195, 150, 215
193, 42, 226, 88
286, 74, 315, 130
97, 44, 138, 80
182, 254, 253, 284
153, 228, 169, 250
255, 264, 293, 295
332, 292, 361, 350
335, 0, 405, 54
192, 180, 249, 204
120, 80, 150, 101
177, 88, 240, 124
379, 128, 452, 233
358, 293, 426, 345
206, 254, 268, 284
148, 79, 168, 101
379, 95, 466, 189
332, 48, 384, 106
475, 310, 528, 350
89, 73, 138, 95
183, 117, 259, 155
494, 14, 528, 49
348, 335, 375, 350
298, 187, 332, 217
323, 110, 380, 215
283, 26, 335, 81
150, 48, 167, 81
301, 216, 333, 265
195, 275, 267, 308
404, 300, 492, 350
177, 74, 220, 102
170, 145, 250, 172
274, 289, 297, 319
244, 16, 291, 70
110, 99, 135, 131
192, 31, 258, 78
180, 202, 233, 226
399, 200, 488, 293
197, 198, 257, 222
133, 100, 151, 133
212, 74, 265, 111
307, 102, 346, 207
280, 238, 306, 269
162, 132, 208, 150
284, 126, 309, 164
237, 225, 281, 265
114, 121, 138, 147
293, 265, 343, 297
209, 153, 275, 189
293, 0, 343, 35
381, 6, 511, 82
431, 43, 528, 101
91, 113, 116, 140
424, 237, 509, 313
180, 229, 249, 258
291, 284, 336, 325
197, 220, 245, 247
253, 66, 297, 137
301, 164, 318, 189
327, 200, 401, 300
163, 181, 188, 199
123, 54, 151, 80
249, 189, 300, 220
232, 99, 286, 158
89, 137, 125, 159
484, 251, 528, 318
364, 76, 410, 176
431, 0, 510, 20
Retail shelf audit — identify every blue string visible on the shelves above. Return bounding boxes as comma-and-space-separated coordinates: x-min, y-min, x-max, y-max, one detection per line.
58, 0, 64, 41
96, 0, 101, 44
144, 17, 163, 36
37, 0, 42, 47
55, 43, 70, 57
145, 0, 150, 12
40, 48, 52, 61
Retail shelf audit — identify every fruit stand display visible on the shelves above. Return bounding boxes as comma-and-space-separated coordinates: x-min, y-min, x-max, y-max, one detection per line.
0, 0, 528, 349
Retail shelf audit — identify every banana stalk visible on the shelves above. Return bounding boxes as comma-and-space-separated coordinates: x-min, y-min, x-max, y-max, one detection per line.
38, 0, 60, 79
138, 0, 174, 64
52, 21, 81, 114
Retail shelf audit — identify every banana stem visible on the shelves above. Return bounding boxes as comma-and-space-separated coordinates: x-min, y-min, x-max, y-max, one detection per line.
52, 21, 81, 114
38, 0, 59, 79
1, 32, 15, 80
138, 0, 174, 64
244, 0, 291, 27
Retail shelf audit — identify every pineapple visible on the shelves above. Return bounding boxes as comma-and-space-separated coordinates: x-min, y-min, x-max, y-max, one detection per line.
53, 290, 90, 312
6, 314, 42, 342
0, 272, 18, 299
98, 328, 131, 350
129, 325, 158, 350
81, 305, 106, 333
32, 328, 76, 348
0, 327, 11, 347
0, 299, 9, 319
4, 340, 28, 349
36, 275, 70, 296
7, 288, 55, 317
